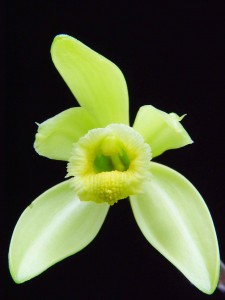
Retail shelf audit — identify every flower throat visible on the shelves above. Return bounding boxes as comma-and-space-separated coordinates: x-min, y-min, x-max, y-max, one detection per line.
94, 136, 130, 173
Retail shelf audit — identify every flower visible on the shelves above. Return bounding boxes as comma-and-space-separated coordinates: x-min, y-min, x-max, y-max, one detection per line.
9, 35, 220, 294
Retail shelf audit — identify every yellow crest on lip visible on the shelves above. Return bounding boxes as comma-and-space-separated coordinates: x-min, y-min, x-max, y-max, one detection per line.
67, 124, 152, 205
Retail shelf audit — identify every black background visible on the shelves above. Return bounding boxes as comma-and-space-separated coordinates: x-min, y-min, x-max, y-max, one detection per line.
2, 1, 225, 299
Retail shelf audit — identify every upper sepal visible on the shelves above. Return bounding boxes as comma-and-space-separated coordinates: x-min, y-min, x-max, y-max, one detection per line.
51, 34, 129, 126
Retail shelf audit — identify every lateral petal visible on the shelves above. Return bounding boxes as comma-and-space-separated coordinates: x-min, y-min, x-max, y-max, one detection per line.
133, 105, 193, 157
34, 107, 99, 161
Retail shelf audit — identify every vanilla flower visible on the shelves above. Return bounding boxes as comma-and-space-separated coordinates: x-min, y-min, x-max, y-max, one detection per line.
9, 35, 219, 294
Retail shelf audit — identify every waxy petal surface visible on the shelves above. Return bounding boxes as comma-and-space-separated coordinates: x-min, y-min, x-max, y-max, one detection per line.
51, 35, 129, 126
130, 162, 219, 294
9, 180, 109, 283
133, 105, 193, 157
34, 107, 99, 161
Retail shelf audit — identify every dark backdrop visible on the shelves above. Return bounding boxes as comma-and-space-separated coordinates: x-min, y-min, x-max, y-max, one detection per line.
3, 1, 225, 299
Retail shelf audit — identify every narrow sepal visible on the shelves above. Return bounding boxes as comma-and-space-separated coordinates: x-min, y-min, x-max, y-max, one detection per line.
130, 162, 219, 294
9, 180, 109, 283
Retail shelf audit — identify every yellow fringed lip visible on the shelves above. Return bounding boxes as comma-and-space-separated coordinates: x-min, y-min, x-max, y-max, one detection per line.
66, 124, 152, 205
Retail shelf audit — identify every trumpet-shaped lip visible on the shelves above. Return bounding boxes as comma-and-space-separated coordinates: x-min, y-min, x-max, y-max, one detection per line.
67, 124, 152, 205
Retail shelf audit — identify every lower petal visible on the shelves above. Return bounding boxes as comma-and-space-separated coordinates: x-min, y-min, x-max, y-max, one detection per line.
9, 180, 109, 283
130, 162, 219, 294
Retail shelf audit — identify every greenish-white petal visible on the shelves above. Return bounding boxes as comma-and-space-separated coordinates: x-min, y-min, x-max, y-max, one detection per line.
34, 107, 99, 161
9, 180, 109, 283
130, 162, 219, 294
51, 35, 129, 127
133, 105, 193, 157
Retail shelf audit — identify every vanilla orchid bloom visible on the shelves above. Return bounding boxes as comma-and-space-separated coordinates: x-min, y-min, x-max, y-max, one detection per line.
9, 35, 219, 294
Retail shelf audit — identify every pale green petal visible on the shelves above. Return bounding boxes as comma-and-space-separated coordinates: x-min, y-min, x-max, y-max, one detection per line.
133, 105, 193, 157
130, 162, 219, 294
9, 180, 109, 283
51, 35, 129, 127
34, 107, 99, 161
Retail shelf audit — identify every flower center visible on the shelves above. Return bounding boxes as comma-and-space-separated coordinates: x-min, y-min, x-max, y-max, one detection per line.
67, 124, 151, 205
94, 136, 130, 172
